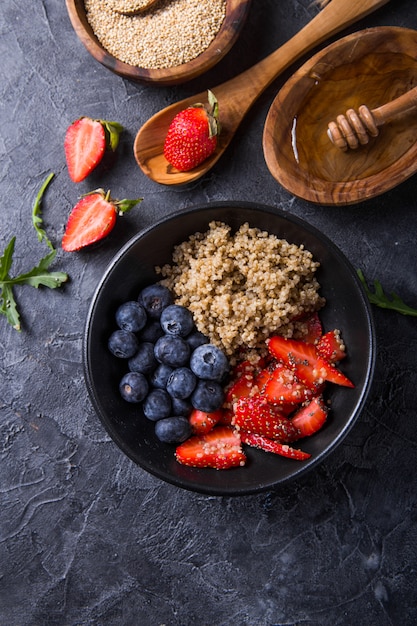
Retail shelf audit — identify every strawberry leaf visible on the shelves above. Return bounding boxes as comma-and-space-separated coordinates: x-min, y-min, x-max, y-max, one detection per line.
357, 269, 417, 317
115, 197, 143, 215
102, 120, 124, 151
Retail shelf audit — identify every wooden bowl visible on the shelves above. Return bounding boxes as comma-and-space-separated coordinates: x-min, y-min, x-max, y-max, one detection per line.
65, 0, 252, 86
263, 27, 417, 205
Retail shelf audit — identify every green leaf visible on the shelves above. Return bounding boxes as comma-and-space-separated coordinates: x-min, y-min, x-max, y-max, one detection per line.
102, 120, 124, 152
357, 269, 417, 317
0, 282, 21, 331
0, 236, 16, 281
9, 250, 68, 289
115, 197, 143, 215
32, 172, 55, 250
0, 175, 68, 331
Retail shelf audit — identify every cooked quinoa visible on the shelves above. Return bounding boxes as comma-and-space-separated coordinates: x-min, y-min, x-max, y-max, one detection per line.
84, 0, 226, 69
156, 221, 325, 360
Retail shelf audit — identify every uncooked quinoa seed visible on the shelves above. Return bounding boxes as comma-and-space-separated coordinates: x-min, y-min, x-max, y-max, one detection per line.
84, 0, 227, 69
156, 222, 325, 361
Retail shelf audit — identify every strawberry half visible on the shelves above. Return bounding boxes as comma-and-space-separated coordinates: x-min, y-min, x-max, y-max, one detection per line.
240, 432, 311, 461
163, 90, 220, 172
64, 116, 123, 182
62, 189, 141, 252
175, 426, 246, 470
233, 395, 301, 442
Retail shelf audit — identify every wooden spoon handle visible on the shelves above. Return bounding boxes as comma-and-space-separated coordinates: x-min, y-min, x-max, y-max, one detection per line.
212, 0, 390, 134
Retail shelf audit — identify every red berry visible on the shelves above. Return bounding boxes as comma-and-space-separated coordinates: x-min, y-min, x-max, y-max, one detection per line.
62, 190, 141, 252
64, 117, 123, 182
163, 90, 220, 172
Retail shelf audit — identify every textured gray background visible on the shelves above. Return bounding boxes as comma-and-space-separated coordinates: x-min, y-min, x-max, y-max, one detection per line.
1, 1, 416, 624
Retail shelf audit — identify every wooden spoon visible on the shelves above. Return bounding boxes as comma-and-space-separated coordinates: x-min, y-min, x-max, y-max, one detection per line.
327, 85, 417, 150
133, 0, 390, 185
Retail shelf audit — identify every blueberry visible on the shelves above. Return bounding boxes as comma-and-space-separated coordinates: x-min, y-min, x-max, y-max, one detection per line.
191, 380, 225, 413
171, 397, 192, 417
138, 284, 173, 319
154, 416, 192, 444
138, 320, 164, 344
166, 367, 197, 399
160, 304, 195, 337
119, 372, 149, 403
115, 301, 147, 333
150, 363, 174, 389
108, 329, 139, 359
142, 389, 172, 421
128, 342, 158, 375
154, 335, 190, 367
190, 344, 230, 381
186, 330, 209, 351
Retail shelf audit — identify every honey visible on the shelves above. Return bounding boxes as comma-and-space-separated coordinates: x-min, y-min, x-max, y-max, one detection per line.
292, 51, 417, 183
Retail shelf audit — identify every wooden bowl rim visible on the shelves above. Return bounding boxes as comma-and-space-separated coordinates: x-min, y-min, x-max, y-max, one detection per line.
263, 26, 417, 206
65, 0, 252, 85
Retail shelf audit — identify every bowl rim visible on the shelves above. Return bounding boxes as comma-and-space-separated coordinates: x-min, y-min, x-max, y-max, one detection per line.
83, 201, 376, 495
65, 0, 253, 85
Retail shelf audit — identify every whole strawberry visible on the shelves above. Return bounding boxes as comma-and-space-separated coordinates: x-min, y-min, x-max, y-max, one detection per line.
163, 90, 220, 172
62, 189, 141, 252
64, 117, 123, 183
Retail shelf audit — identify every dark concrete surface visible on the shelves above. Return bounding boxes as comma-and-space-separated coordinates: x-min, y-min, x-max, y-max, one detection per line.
1, 1, 416, 624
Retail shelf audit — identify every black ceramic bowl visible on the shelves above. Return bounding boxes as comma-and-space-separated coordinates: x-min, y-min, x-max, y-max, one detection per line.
83, 202, 375, 495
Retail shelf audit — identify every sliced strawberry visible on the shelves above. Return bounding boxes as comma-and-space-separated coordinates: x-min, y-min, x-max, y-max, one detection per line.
241, 432, 311, 461
316, 329, 346, 363
189, 408, 222, 435
291, 396, 328, 438
219, 409, 234, 426
232, 395, 301, 442
65, 117, 105, 182
267, 335, 354, 388
253, 367, 273, 394
224, 372, 254, 405
264, 364, 317, 406
301, 312, 323, 343
315, 356, 354, 388
231, 356, 266, 378
175, 426, 246, 470
64, 117, 123, 183
62, 189, 141, 252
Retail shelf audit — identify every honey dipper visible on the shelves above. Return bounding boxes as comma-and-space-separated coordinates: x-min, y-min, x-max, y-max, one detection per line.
327, 85, 417, 151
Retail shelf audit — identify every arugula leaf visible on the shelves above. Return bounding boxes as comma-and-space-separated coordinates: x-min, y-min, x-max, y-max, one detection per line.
0, 174, 69, 331
0, 236, 15, 281
357, 269, 417, 317
3, 250, 68, 289
0, 282, 21, 330
32, 171, 55, 250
